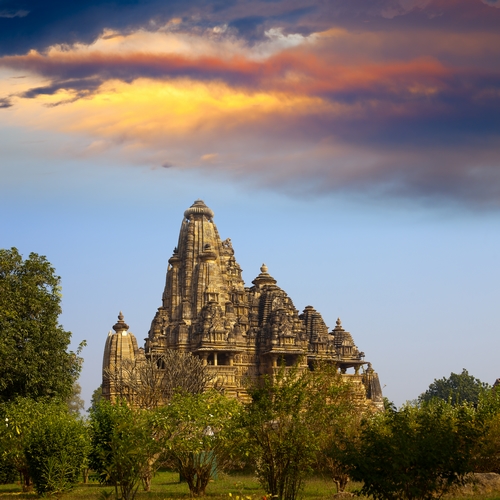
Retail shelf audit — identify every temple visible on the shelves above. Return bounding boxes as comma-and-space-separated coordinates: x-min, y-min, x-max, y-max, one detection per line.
103, 199, 383, 410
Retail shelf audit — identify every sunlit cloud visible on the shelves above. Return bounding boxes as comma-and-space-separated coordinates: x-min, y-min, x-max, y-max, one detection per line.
1, 0, 500, 207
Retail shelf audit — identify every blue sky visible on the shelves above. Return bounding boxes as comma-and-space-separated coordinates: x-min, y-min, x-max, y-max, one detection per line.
1, 0, 500, 408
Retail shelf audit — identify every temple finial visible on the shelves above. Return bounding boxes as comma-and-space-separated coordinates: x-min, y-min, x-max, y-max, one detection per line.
113, 311, 129, 332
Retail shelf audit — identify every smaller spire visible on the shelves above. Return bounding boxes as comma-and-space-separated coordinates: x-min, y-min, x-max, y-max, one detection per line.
252, 262, 277, 286
113, 311, 129, 332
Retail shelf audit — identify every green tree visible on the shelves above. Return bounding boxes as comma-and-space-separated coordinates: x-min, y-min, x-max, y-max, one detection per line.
345, 400, 482, 500
24, 409, 88, 496
88, 386, 103, 413
470, 387, 500, 473
419, 369, 490, 406
0, 398, 71, 490
155, 390, 244, 497
88, 400, 161, 500
0, 248, 83, 402
243, 363, 355, 500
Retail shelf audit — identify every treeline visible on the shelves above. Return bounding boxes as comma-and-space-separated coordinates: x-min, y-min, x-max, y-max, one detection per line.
3, 366, 500, 500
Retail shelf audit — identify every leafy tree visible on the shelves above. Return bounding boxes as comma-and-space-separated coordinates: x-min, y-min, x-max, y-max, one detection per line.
0, 398, 73, 490
104, 350, 215, 409
0, 248, 83, 402
67, 382, 85, 415
0, 454, 17, 485
319, 400, 363, 493
155, 390, 244, 497
88, 386, 103, 413
24, 409, 88, 496
88, 400, 161, 500
243, 363, 356, 500
345, 400, 482, 500
419, 369, 490, 406
470, 387, 500, 473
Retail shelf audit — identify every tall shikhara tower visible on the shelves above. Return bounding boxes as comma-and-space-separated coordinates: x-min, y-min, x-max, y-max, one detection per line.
103, 199, 383, 409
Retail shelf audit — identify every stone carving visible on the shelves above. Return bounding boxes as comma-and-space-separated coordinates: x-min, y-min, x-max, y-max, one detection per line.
102, 200, 384, 409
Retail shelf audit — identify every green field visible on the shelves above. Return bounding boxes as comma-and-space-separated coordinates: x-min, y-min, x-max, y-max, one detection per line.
1, 471, 500, 500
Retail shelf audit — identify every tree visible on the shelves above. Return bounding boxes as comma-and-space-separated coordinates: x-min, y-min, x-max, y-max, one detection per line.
24, 409, 88, 496
155, 390, 244, 497
88, 386, 103, 413
243, 363, 356, 500
419, 369, 490, 406
67, 382, 85, 415
104, 350, 215, 409
0, 398, 72, 490
344, 400, 482, 500
88, 399, 161, 499
0, 248, 83, 402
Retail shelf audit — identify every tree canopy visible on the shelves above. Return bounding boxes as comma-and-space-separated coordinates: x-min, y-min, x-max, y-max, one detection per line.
0, 247, 82, 402
419, 369, 490, 406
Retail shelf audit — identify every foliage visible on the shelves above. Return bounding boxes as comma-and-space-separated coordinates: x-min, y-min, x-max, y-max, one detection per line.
0, 398, 66, 489
104, 350, 215, 409
345, 399, 482, 500
419, 369, 490, 406
88, 386, 103, 413
470, 387, 500, 473
88, 399, 161, 500
319, 399, 363, 493
0, 453, 17, 485
0, 247, 84, 402
243, 363, 356, 500
67, 382, 85, 415
24, 411, 88, 496
154, 390, 244, 497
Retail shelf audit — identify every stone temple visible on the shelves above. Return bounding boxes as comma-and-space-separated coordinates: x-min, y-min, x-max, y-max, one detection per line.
103, 199, 383, 409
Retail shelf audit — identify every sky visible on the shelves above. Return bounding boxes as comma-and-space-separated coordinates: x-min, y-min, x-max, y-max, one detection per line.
1, 0, 500, 409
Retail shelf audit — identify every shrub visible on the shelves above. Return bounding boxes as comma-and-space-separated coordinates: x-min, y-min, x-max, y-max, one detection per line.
25, 411, 88, 496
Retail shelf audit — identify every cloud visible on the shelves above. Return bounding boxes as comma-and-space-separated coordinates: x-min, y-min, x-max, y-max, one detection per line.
0, 9, 29, 18
1, 0, 499, 57
1, 0, 500, 208
0, 97, 12, 107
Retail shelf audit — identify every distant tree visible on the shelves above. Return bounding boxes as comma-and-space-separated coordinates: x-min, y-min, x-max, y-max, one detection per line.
104, 350, 215, 409
0, 248, 83, 402
419, 369, 490, 406
344, 400, 482, 500
67, 382, 85, 415
88, 386, 103, 413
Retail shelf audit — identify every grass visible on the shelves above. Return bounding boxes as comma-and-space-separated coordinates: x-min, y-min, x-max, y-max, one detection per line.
1, 471, 500, 500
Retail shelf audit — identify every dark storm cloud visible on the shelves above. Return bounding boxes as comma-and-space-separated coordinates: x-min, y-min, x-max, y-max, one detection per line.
2, 0, 500, 56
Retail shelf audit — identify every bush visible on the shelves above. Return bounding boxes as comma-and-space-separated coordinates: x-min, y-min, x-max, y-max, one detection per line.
344, 400, 482, 500
25, 411, 88, 496
0, 454, 17, 484
89, 399, 161, 500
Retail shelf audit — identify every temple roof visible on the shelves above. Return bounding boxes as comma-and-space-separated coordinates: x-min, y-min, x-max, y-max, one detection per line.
184, 199, 215, 220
